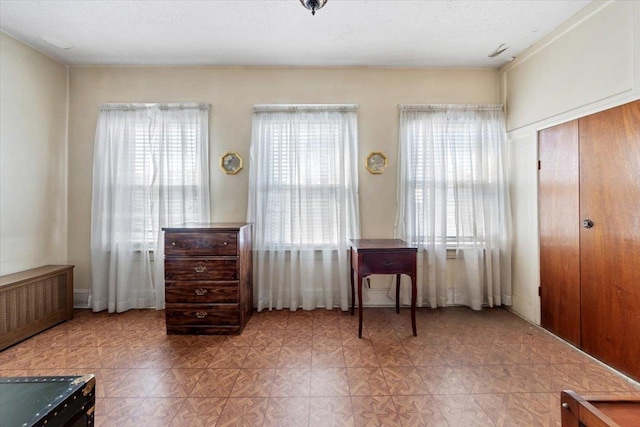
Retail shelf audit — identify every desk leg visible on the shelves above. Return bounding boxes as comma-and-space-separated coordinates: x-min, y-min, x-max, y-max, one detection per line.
358, 273, 364, 338
410, 272, 417, 336
395, 274, 401, 314
350, 266, 355, 316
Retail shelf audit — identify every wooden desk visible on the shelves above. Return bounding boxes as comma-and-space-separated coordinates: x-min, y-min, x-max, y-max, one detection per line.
349, 239, 417, 338
561, 390, 640, 426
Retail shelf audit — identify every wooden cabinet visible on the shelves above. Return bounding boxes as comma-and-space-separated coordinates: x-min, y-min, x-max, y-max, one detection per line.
539, 100, 640, 381
539, 119, 581, 347
163, 223, 253, 335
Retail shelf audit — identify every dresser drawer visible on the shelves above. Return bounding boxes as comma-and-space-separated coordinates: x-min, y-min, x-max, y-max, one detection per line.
166, 305, 240, 326
165, 259, 237, 281
165, 232, 238, 256
357, 252, 415, 275
165, 282, 239, 303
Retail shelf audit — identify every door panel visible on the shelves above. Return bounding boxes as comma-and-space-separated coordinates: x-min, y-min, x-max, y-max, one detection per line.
579, 100, 640, 380
538, 120, 581, 346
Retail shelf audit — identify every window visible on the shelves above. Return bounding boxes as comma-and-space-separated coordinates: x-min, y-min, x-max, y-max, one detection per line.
395, 104, 511, 310
397, 105, 507, 248
260, 119, 348, 246
91, 103, 210, 312
247, 104, 360, 311
408, 118, 486, 243
248, 104, 359, 250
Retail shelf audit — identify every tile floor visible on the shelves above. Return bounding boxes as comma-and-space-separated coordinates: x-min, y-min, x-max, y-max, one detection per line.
1, 306, 638, 426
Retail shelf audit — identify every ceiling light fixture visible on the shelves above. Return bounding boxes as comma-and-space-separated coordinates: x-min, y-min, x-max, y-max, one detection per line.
300, 0, 327, 15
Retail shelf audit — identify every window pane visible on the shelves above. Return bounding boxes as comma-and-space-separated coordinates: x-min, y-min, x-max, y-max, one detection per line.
130, 114, 203, 246
252, 109, 357, 248
404, 114, 483, 242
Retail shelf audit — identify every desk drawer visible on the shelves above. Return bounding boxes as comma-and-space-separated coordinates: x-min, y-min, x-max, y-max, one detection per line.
165, 232, 238, 256
360, 252, 415, 275
165, 259, 237, 281
165, 282, 239, 303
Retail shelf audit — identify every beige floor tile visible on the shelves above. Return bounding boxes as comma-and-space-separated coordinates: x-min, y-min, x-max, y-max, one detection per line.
309, 396, 355, 426
169, 397, 226, 427
243, 345, 281, 368
277, 345, 312, 368
312, 344, 346, 368
392, 394, 448, 426
230, 368, 276, 397
310, 367, 351, 396
207, 345, 249, 369
270, 368, 311, 397
346, 367, 390, 396
190, 368, 240, 397
382, 366, 430, 395
215, 397, 268, 427
148, 368, 203, 397
343, 345, 379, 368
263, 397, 310, 427
433, 394, 494, 426
351, 395, 402, 427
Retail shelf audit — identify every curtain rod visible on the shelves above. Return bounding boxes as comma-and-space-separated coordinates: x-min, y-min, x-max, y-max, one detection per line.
100, 103, 210, 111
398, 104, 504, 111
254, 104, 358, 113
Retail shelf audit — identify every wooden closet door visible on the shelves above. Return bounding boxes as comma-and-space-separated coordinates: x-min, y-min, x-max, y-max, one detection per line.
579, 100, 640, 380
538, 120, 581, 346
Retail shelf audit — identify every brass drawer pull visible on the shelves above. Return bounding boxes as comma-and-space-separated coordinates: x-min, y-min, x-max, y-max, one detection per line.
194, 266, 208, 273
194, 288, 208, 296
195, 311, 207, 319
382, 261, 394, 266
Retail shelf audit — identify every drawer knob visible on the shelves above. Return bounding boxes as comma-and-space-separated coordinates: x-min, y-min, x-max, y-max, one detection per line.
382, 261, 394, 266
171, 242, 176, 246
194, 288, 208, 296
194, 266, 208, 273
195, 311, 207, 319
223, 242, 228, 246
562, 403, 569, 410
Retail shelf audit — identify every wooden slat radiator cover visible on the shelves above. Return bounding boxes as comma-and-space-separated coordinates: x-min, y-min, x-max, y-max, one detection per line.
0, 265, 74, 351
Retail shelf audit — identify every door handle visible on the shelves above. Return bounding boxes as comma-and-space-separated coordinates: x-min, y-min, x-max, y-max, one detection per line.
583, 219, 594, 229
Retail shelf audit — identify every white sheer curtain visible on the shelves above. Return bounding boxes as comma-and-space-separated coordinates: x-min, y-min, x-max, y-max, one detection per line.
91, 103, 210, 313
394, 104, 511, 310
247, 104, 360, 311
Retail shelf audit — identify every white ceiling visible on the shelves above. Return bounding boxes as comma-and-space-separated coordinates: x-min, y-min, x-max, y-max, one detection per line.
0, 0, 592, 68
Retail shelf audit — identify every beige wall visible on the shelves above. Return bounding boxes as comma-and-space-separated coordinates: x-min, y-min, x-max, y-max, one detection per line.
500, 0, 640, 323
68, 66, 499, 298
0, 32, 68, 275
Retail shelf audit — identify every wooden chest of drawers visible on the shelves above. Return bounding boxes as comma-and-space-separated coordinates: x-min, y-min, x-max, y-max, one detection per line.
162, 223, 253, 335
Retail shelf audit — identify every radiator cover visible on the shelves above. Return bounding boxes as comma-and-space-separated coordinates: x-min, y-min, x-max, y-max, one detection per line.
0, 265, 74, 351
